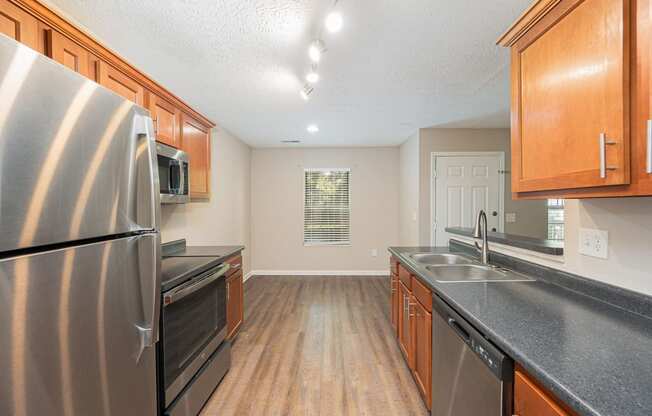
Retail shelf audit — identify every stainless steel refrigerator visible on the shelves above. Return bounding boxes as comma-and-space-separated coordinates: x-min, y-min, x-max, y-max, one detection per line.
0, 35, 161, 415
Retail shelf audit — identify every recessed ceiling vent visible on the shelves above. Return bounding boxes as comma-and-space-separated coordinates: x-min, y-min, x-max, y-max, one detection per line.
281, 139, 301, 144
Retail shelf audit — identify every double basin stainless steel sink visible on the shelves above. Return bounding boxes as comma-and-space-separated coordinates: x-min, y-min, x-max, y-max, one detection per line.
409, 253, 534, 283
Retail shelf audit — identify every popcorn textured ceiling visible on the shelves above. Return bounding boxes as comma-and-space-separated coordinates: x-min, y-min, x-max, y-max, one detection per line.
45, 0, 531, 147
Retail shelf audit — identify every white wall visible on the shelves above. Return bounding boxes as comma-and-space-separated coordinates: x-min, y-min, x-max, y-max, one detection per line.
161, 127, 252, 275
399, 132, 420, 246
250, 147, 400, 273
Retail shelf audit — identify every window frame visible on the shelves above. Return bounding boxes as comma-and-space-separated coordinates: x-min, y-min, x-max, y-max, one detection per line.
303, 168, 352, 247
547, 199, 565, 241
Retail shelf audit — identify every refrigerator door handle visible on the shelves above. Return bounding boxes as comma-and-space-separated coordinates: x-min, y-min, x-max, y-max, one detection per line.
134, 114, 160, 231
135, 233, 161, 362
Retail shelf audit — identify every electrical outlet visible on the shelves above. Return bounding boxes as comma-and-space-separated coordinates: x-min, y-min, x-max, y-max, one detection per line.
579, 228, 609, 259
505, 213, 516, 223
371, 248, 378, 257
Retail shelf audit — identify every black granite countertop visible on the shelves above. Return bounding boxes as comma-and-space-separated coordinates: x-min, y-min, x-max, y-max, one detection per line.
162, 239, 243, 261
161, 256, 225, 292
446, 226, 564, 255
389, 246, 652, 416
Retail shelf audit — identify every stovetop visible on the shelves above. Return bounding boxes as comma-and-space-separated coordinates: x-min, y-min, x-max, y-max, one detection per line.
161, 256, 223, 292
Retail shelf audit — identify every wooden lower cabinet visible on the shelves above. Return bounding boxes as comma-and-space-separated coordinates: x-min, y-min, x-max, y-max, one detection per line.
514, 367, 575, 416
390, 272, 398, 335
226, 270, 244, 340
393, 260, 432, 410
412, 297, 432, 410
397, 280, 414, 368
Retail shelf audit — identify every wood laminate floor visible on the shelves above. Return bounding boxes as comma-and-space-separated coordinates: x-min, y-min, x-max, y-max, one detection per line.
201, 275, 428, 416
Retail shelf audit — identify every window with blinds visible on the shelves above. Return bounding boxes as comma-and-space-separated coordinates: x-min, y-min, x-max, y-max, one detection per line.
304, 169, 351, 245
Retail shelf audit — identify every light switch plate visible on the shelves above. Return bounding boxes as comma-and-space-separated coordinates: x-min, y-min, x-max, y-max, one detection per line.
371, 248, 378, 257
505, 213, 516, 223
579, 228, 609, 259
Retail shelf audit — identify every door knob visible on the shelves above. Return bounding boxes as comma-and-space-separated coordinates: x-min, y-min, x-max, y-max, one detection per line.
492, 228, 497, 232
492, 211, 498, 216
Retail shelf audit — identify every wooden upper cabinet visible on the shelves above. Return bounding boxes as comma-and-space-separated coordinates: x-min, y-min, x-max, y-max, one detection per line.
499, 0, 631, 194
97, 61, 144, 105
46, 30, 89, 78
0, 0, 38, 50
148, 92, 181, 148
181, 113, 211, 199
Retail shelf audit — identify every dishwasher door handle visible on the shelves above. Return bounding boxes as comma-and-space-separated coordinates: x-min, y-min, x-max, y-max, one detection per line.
448, 317, 471, 344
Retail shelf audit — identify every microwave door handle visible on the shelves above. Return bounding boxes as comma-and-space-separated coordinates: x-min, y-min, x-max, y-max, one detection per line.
171, 160, 182, 193
180, 162, 185, 196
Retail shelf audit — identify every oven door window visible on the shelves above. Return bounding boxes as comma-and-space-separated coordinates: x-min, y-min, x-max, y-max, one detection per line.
162, 277, 226, 389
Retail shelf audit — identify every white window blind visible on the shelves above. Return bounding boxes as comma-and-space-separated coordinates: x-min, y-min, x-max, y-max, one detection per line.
547, 199, 565, 241
304, 169, 351, 245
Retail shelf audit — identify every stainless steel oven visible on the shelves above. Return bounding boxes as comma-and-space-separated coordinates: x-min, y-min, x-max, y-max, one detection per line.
161, 263, 230, 415
157, 142, 189, 204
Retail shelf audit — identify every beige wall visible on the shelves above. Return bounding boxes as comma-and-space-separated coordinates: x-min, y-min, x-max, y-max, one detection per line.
251, 147, 399, 272
161, 127, 252, 275
399, 132, 420, 246
418, 128, 547, 245
561, 198, 652, 295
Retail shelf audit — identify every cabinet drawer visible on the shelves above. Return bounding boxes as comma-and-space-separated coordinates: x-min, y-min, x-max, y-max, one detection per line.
398, 263, 411, 289
514, 368, 573, 416
225, 255, 242, 276
411, 276, 432, 312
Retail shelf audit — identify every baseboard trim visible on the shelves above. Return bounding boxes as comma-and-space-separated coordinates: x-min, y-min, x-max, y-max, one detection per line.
246, 270, 390, 277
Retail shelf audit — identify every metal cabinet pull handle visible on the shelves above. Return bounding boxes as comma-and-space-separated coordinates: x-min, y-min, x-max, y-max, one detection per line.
599, 133, 617, 178
647, 120, 652, 174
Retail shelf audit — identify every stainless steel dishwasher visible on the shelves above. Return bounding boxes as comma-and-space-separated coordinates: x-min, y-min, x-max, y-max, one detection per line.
432, 295, 513, 416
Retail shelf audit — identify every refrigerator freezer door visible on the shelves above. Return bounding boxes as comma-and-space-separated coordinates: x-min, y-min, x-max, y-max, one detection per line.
0, 35, 160, 253
0, 233, 160, 416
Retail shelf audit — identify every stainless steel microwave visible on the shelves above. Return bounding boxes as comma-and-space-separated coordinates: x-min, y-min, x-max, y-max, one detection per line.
157, 143, 189, 204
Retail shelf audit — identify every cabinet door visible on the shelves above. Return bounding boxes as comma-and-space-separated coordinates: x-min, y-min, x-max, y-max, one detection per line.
511, 0, 630, 192
46, 30, 89, 78
97, 61, 144, 105
148, 93, 180, 148
514, 369, 571, 416
397, 281, 414, 369
0, 0, 38, 50
391, 273, 398, 336
181, 113, 211, 199
226, 271, 243, 340
412, 299, 432, 410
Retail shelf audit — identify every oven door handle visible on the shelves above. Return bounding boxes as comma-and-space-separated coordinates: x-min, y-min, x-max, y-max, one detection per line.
164, 263, 230, 305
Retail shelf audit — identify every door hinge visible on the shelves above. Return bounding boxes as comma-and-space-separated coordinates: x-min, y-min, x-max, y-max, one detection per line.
433, 171, 437, 179
433, 221, 437, 231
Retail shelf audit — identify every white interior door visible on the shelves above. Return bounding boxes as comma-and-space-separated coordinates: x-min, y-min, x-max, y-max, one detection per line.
433, 154, 503, 246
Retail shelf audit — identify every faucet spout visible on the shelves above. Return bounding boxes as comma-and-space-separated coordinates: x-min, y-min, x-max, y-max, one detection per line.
473, 210, 489, 264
